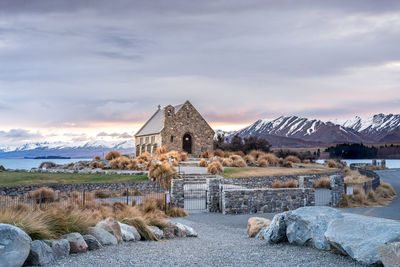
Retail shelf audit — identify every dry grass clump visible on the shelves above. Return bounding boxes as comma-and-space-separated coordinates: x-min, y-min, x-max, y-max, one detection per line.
250, 150, 265, 160
284, 155, 301, 164
137, 152, 151, 163
120, 217, 158, 241
231, 157, 247, 168
94, 190, 112, 199
207, 161, 223, 175
244, 155, 256, 165
166, 206, 189, 217
200, 150, 213, 158
104, 151, 121, 160
282, 161, 294, 168
303, 159, 311, 164
94, 156, 101, 160
233, 151, 245, 157
154, 146, 168, 155
260, 153, 279, 166
229, 154, 242, 161
198, 159, 208, 167
312, 177, 331, 189
344, 170, 372, 184
222, 158, 233, 167
179, 152, 188, 161
213, 149, 224, 157
28, 187, 56, 203
148, 163, 176, 189
90, 161, 104, 169
272, 180, 298, 188
109, 157, 139, 170
258, 159, 268, 167
340, 182, 396, 208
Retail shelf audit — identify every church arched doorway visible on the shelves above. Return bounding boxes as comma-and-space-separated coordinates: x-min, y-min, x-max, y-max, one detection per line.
182, 133, 192, 154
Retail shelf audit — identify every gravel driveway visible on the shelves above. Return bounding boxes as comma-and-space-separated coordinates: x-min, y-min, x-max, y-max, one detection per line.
55, 215, 363, 267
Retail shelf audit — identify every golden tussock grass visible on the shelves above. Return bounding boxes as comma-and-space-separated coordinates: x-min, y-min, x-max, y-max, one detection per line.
90, 161, 104, 169
260, 153, 279, 166
28, 187, 56, 203
200, 150, 213, 159
303, 159, 311, 164
258, 159, 268, 167
207, 161, 223, 175
233, 151, 245, 157
312, 177, 331, 189
244, 155, 256, 165
284, 156, 301, 164
231, 157, 247, 168
148, 163, 176, 189
222, 158, 233, 167
166, 206, 189, 217
94, 156, 101, 160
198, 159, 208, 167
94, 189, 112, 199
179, 152, 188, 161
344, 169, 372, 184
104, 151, 121, 160
154, 146, 168, 155
249, 150, 265, 160
272, 180, 298, 188
213, 149, 224, 157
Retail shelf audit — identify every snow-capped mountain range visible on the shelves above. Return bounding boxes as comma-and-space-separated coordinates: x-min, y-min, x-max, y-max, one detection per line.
218, 113, 400, 148
0, 140, 134, 159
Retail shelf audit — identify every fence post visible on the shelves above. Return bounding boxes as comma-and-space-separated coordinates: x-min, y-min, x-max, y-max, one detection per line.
83, 190, 86, 208
126, 188, 129, 205
164, 192, 167, 214
39, 192, 42, 209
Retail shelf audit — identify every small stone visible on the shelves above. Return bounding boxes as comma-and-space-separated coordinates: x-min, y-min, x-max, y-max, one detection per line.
62, 233, 88, 254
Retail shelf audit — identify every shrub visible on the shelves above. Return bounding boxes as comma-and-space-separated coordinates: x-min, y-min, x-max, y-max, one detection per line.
39, 162, 56, 169
166, 206, 189, 217
261, 153, 279, 166
28, 187, 56, 203
258, 159, 268, 167
148, 163, 176, 189
250, 150, 265, 160
90, 161, 104, 169
94, 190, 111, 199
94, 156, 101, 160
104, 151, 121, 160
198, 159, 208, 167
284, 156, 301, 164
244, 155, 256, 165
312, 177, 331, 189
179, 152, 188, 162
154, 146, 168, 155
213, 149, 224, 157
231, 157, 247, 168
200, 150, 213, 158
222, 158, 233, 167
207, 161, 223, 175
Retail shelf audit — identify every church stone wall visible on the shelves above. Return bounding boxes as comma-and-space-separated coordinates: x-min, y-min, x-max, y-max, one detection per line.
161, 101, 214, 157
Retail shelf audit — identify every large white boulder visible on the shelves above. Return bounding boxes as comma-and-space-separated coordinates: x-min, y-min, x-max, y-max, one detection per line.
285, 206, 343, 250
0, 223, 32, 267
325, 213, 400, 265
247, 217, 271, 238
118, 222, 141, 241
148, 226, 164, 240
24, 240, 54, 266
0, 224, 32, 267
96, 217, 122, 243
87, 227, 117, 246
257, 212, 288, 244
379, 242, 400, 267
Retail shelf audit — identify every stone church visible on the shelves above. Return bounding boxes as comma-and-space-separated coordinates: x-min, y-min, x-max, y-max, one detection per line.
135, 101, 214, 157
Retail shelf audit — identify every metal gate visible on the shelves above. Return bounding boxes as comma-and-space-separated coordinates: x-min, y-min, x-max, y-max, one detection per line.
315, 189, 332, 206
184, 183, 207, 211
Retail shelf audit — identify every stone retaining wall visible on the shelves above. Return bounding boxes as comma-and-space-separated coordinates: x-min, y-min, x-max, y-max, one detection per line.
0, 181, 162, 197
221, 188, 315, 215
171, 179, 184, 208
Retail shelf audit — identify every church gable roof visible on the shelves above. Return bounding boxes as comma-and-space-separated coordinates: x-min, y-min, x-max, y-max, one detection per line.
135, 103, 184, 137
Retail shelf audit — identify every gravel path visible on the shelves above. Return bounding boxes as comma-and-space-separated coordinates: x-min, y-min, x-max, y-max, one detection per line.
55, 216, 364, 267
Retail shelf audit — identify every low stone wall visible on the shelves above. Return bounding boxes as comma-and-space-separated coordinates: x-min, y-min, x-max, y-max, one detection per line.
0, 181, 163, 197
220, 171, 341, 189
221, 188, 315, 215
30, 168, 147, 176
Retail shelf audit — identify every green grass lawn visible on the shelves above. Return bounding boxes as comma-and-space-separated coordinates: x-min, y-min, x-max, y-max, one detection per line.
0, 171, 148, 186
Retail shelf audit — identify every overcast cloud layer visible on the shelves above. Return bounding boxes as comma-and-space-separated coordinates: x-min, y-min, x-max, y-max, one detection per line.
0, 0, 400, 146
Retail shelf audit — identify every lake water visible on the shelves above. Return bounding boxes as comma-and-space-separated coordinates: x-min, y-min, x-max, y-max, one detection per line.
0, 158, 91, 170
316, 159, 400, 169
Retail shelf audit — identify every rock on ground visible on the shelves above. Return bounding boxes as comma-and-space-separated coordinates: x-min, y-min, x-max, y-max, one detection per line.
62, 233, 88, 254
257, 212, 287, 244
118, 222, 140, 242
24, 240, 54, 266
247, 217, 271, 238
43, 239, 70, 260
325, 213, 400, 265
285, 206, 343, 250
87, 227, 117, 246
83, 235, 102, 251
379, 242, 400, 267
96, 218, 122, 243
148, 226, 164, 240
0, 223, 32, 267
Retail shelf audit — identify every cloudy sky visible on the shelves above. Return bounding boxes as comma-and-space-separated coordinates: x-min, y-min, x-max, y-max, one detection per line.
0, 0, 400, 147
